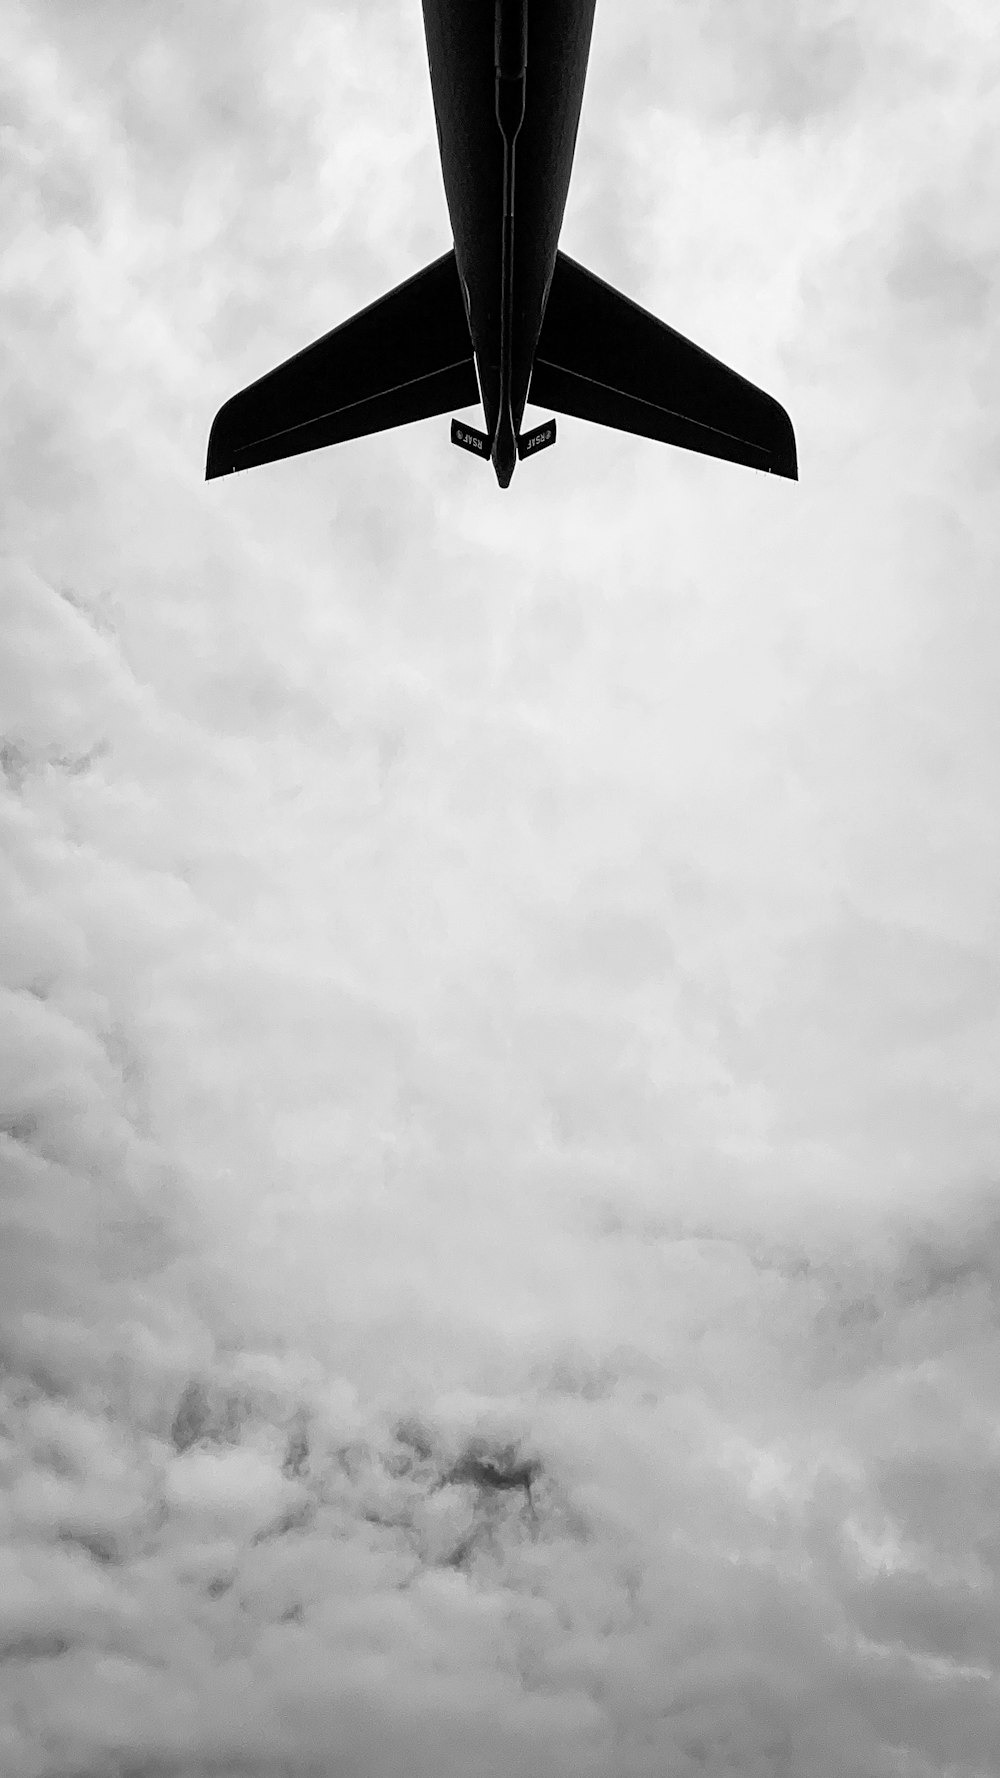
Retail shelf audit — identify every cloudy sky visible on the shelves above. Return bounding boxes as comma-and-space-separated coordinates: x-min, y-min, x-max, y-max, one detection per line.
3, 2, 1000, 1774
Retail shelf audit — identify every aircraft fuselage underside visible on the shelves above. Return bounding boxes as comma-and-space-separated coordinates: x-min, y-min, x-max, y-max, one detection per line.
421, 0, 597, 483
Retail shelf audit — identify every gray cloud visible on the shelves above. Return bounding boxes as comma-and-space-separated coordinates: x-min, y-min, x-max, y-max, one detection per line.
887, 213, 995, 329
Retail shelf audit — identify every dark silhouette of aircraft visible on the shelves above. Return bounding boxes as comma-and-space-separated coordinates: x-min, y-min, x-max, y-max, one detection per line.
206, 0, 797, 490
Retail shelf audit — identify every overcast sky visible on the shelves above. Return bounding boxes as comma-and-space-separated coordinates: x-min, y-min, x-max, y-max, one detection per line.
2, 2, 1000, 1775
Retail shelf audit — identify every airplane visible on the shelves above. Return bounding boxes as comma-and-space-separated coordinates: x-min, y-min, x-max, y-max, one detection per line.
206, 0, 797, 491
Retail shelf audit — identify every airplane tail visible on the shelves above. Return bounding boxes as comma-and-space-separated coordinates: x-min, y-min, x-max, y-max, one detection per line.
528, 252, 797, 479
206, 251, 479, 479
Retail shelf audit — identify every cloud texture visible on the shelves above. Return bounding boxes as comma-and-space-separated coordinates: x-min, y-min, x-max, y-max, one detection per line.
2, 1, 1000, 1774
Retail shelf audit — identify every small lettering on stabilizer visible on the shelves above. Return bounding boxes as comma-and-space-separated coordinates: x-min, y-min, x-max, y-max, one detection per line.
517, 421, 556, 459
455, 426, 487, 453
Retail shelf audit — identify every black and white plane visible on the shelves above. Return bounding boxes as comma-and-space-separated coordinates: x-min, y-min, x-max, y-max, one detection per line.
206, 0, 797, 490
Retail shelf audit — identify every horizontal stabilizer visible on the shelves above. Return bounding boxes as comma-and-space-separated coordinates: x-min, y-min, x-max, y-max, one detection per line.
529, 253, 797, 479
451, 419, 490, 458
517, 419, 557, 460
207, 251, 479, 479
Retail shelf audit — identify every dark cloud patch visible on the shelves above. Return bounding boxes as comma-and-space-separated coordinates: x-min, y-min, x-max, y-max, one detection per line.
782, 910, 1000, 1049
281, 1412, 311, 1480
59, 1528, 120, 1565
887, 215, 994, 328
0, 1631, 72, 1662
169, 1380, 211, 1453
0, 741, 31, 791
589, 0, 869, 135
894, 1221, 1000, 1308
717, 5, 866, 130
847, 1567, 997, 1669
544, 905, 676, 993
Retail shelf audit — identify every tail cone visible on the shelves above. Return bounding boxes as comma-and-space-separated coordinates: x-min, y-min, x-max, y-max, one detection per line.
492, 411, 517, 487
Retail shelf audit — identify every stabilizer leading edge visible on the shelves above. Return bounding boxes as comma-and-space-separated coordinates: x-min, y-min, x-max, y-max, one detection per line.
206, 251, 479, 479
529, 252, 798, 479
